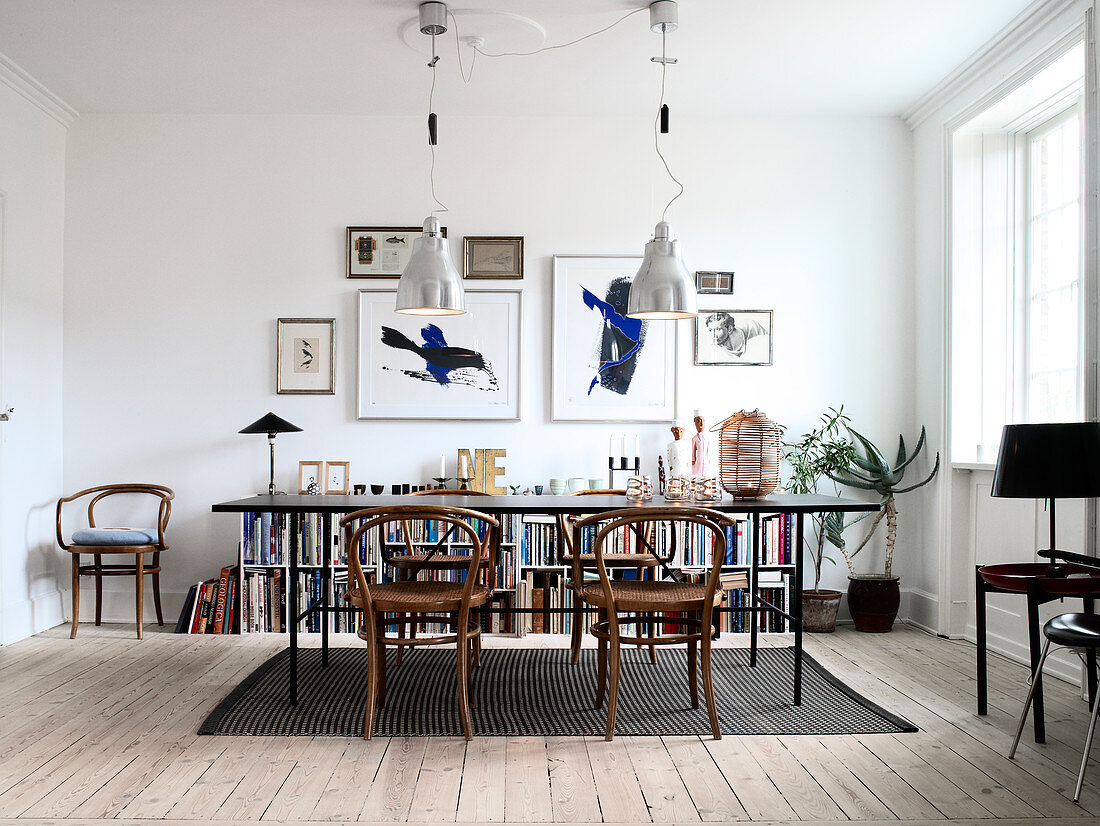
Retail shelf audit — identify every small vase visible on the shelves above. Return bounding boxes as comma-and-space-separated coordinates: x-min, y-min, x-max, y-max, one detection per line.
847, 575, 900, 632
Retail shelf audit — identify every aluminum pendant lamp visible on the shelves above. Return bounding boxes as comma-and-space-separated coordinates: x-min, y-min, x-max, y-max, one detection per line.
627, 221, 697, 319
395, 216, 465, 315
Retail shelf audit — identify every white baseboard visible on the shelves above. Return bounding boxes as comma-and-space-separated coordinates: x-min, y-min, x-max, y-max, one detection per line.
901, 587, 940, 634
964, 622, 1084, 685
1, 589, 66, 645
61, 587, 190, 627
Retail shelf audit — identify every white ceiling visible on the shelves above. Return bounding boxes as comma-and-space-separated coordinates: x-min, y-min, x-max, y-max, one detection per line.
0, 0, 1037, 117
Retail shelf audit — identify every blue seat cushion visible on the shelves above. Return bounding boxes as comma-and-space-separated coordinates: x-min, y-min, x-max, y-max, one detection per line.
71, 527, 160, 546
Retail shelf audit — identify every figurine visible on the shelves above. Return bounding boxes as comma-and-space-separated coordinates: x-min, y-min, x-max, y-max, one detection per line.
666, 426, 691, 477
692, 410, 712, 477
657, 455, 666, 495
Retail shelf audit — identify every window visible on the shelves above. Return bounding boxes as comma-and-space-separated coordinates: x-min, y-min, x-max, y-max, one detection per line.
949, 43, 1086, 464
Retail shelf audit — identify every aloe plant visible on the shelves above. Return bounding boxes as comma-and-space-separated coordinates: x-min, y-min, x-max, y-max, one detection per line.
827, 426, 940, 579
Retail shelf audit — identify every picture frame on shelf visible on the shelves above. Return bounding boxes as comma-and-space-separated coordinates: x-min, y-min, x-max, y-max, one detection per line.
324, 461, 351, 495
463, 236, 523, 279
695, 271, 734, 294
551, 255, 676, 422
694, 309, 773, 366
276, 318, 335, 394
346, 225, 446, 279
298, 461, 323, 494
357, 289, 522, 420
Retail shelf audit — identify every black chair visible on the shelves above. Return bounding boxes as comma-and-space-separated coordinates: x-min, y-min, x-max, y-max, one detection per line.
1009, 612, 1100, 803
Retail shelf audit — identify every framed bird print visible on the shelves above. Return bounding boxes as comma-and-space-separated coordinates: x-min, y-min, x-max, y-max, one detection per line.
277, 318, 335, 394
357, 289, 521, 420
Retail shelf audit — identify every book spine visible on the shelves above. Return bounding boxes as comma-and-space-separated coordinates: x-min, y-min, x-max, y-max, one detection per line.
212, 566, 231, 634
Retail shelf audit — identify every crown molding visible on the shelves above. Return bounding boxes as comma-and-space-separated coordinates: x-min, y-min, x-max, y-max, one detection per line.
902, 0, 1087, 129
0, 52, 77, 128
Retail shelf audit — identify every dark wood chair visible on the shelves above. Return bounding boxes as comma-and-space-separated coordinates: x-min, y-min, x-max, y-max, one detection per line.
573, 506, 733, 740
55, 483, 175, 640
341, 504, 498, 740
556, 490, 661, 663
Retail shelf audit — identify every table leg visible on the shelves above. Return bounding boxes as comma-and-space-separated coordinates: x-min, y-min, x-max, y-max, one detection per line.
1087, 598, 1097, 707
1026, 587, 1045, 743
794, 513, 804, 706
976, 566, 987, 715
749, 512, 759, 668
289, 512, 299, 706
321, 512, 331, 668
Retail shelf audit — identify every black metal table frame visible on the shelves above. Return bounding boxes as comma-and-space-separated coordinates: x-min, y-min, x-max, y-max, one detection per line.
213, 494, 878, 707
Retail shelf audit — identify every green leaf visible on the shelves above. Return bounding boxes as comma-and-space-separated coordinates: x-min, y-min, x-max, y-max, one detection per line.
895, 434, 907, 468
847, 427, 891, 476
894, 426, 928, 473
891, 451, 941, 494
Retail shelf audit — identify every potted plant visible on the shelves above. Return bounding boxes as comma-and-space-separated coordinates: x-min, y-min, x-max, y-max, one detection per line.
827, 426, 940, 632
781, 407, 856, 632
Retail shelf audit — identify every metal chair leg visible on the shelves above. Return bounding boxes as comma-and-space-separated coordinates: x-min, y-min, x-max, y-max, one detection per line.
1074, 676, 1100, 803
1010, 639, 1052, 759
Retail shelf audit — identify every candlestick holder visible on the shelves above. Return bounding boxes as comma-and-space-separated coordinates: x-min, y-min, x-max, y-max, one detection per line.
456, 476, 471, 491
432, 477, 450, 490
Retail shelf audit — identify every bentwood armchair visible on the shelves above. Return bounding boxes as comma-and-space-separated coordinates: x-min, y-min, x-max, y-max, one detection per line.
56, 483, 175, 639
341, 504, 499, 739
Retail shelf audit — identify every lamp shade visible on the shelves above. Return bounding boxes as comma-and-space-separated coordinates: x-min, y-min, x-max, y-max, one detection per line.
627, 221, 697, 320
395, 216, 465, 315
991, 422, 1100, 499
239, 412, 302, 438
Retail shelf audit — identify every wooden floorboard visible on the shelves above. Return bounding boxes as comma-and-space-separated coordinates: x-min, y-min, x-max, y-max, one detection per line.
0, 622, 1096, 823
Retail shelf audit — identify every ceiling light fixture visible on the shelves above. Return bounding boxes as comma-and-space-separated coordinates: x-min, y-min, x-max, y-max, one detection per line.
627, 0, 697, 321
396, 1, 466, 316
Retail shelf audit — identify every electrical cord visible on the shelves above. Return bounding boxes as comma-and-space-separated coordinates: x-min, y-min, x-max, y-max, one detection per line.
472, 7, 645, 58
427, 58, 448, 216
654, 30, 683, 221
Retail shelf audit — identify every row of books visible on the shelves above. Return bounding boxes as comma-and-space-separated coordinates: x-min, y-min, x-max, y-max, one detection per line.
243, 568, 284, 633
175, 566, 237, 634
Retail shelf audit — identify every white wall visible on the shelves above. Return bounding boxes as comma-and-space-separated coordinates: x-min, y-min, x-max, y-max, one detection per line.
62, 112, 916, 621
0, 78, 68, 644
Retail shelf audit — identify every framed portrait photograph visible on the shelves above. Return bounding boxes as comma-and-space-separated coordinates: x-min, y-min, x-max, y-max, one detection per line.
695, 309, 773, 366
324, 461, 350, 495
298, 461, 323, 494
551, 255, 676, 422
277, 318, 335, 394
346, 226, 446, 278
463, 236, 523, 279
357, 289, 521, 420
695, 271, 734, 294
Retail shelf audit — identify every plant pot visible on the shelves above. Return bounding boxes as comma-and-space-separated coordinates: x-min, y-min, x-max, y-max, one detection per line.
847, 575, 900, 632
802, 589, 843, 633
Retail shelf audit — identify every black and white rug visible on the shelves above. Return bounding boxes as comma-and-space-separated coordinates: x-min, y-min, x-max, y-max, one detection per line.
200, 646, 915, 737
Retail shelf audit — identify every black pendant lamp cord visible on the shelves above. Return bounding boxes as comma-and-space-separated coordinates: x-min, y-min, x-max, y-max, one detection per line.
654, 30, 683, 222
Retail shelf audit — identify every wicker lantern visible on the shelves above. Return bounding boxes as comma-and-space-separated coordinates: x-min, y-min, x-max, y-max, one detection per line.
714, 409, 781, 499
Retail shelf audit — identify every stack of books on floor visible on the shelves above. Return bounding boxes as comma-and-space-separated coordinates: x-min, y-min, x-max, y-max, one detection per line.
176, 565, 238, 634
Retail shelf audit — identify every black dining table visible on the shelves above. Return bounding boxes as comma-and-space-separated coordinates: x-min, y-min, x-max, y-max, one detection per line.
212, 493, 878, 706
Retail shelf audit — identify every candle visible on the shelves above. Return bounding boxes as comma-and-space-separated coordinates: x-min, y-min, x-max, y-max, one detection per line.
620, 434, 627, 457
609, 434, 614, 457
460, 453, 468, 478
439, 454, 446, 478
634, 435, 640, 458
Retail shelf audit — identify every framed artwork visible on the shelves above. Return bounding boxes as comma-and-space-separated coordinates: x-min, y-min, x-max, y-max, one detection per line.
346, 226, 446, 278
551, 255, 676, 422
324, 461, 350, 494
357, 289, 521, 420
276, 318, 335, 394
463, 236, 523, 279
694, 309, 773, 366
298, 461, 323, 494
695, 271, 734, 294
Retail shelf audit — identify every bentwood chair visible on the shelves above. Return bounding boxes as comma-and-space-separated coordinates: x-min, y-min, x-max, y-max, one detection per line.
556, 490, 661, 663
341, 504, 499, 740
573, 506, 733, 740
1009, 612, 1100, 803
56, 483, 175, 640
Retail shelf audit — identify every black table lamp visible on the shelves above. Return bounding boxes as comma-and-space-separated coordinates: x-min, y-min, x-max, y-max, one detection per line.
992, 422, 1100, 563
240, 412, 302, 495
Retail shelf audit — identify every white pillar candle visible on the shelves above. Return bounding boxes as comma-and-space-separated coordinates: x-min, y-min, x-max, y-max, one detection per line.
609, 434, 614, 457
460, 453, 468, 477
621, 434, 627, 457
634, 435, 640, 458
439, 454, 446, 478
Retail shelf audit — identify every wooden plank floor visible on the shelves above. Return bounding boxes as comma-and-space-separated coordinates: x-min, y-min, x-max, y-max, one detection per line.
0, 623, 1096, 824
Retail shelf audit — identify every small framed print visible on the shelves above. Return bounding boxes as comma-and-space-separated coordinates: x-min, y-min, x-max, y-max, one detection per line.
695, 310, 773, 366
695, 271, 734, 294
298, 461, 323, 494
463, 236, 524, 279
324, 461, 350, 495
346, 226, 446, 278
277, 318, 335, 394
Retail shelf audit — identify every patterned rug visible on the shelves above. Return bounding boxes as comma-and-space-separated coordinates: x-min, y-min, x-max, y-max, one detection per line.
200, 646, 915, 737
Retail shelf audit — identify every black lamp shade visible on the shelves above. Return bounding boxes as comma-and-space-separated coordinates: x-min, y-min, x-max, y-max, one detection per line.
991, 422, 1100, 499
239, 412, 302, 438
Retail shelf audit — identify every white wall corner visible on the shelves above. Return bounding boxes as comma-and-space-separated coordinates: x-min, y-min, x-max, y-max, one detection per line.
901, 586, 940, 634
1, 589, 65, 645
0, 51, 77, 128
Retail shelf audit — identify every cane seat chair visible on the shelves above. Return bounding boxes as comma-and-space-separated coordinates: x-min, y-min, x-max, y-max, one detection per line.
556, 490, 661, 663
56, 483, 175, 640
341, 504, 499, 740
572, 506, 733, 740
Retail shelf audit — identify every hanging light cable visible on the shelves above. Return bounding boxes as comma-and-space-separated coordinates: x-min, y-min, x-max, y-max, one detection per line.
627, 0, 697, 321
396, 1, 466, 316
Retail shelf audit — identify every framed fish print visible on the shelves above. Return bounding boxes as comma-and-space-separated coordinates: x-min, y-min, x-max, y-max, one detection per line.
357, 289, 521, 420
551, 255, 676, 422
276, 318, 335, 394
346, 225, 447, 278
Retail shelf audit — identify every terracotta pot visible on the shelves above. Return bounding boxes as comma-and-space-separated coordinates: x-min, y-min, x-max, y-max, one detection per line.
802, 589, 843, 633
847, 575, 900, 632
